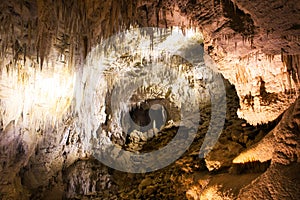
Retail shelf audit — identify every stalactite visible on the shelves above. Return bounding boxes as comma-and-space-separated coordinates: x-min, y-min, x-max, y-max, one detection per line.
163, 9, 167, 28
255, 51, 258, 62
23, 43, 26, 66
156, 8, 160, 28
28, 20, 32, 53
232, 0, 237, 14
265, 54, 274, 63
281, 53, 300, 86
12, 24, 16, 65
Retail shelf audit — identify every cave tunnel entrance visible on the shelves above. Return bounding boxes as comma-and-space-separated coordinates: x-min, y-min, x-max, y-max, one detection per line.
126, 100, 168, 134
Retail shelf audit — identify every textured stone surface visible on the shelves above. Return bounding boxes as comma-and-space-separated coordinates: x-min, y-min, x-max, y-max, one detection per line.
238, 98, 300, 199
1, 0, 299, 125
0, 0, 299, 199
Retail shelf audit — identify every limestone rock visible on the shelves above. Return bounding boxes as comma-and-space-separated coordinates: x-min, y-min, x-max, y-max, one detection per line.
205, 141, 244, 171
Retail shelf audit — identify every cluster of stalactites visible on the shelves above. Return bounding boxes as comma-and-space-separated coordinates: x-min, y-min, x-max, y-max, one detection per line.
0, 0, 140, 72
0, 0, 203, 74
281, 54, 300, 88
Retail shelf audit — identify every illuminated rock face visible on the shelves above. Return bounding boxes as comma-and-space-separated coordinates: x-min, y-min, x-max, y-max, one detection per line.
0, 0, 299, 199
0, 0, 299, 125
219, 53, 298, 125
237, 98, 300, 199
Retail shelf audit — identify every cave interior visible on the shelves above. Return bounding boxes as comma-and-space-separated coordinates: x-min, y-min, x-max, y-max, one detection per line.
0, 0, 299, 199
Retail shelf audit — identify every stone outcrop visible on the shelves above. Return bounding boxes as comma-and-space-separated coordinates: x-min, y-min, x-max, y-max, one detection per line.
238, 98, 300, 199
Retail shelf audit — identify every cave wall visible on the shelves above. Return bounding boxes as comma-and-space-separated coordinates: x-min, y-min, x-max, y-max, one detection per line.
0, 0, 299, 199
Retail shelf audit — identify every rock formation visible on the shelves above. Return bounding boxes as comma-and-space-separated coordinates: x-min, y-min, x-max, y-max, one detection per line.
0, 0, 299, 199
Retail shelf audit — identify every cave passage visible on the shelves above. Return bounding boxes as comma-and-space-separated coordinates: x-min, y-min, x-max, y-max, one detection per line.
125, 101, 167, 134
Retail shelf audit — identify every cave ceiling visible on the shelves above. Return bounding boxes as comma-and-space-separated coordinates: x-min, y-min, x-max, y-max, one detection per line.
1, 0, 300, 61
1, 0, 299, 125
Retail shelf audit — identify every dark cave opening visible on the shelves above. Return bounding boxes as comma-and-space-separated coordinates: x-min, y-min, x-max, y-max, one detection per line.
127, 101, 167, 133
120, 99, 177, 152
